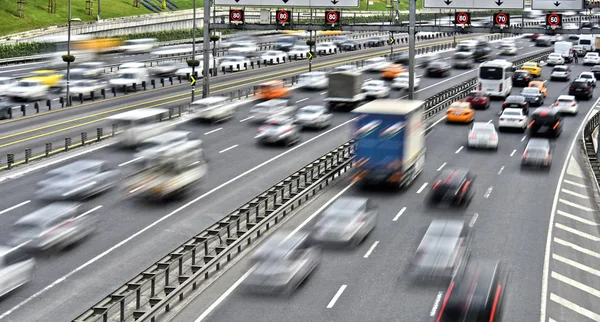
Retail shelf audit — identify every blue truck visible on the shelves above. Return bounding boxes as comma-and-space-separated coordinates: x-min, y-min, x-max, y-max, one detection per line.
352, 99, 426, 188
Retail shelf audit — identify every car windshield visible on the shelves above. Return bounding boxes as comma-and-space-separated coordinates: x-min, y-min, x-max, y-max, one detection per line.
549, 54, 561, 58
503, 111, 522, 116
515, 71, 528, 76
364, 81, 384, 87
479, 67, 503, 80
12, 223, 43, 238
580, 74, 592, 78
473, 127, 495, 134
299, 106, 322, 113
522, 88, 539, 94
453, 103, 469, 109
557, 98, 573, 104
553, 66, 568, 71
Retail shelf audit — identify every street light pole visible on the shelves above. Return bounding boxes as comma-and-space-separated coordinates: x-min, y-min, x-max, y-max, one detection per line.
202, 0, 210, 98
97, 0, 101, 21
191, 0, 197, 102
408, 0, 416, 99
67, 0, 72, 106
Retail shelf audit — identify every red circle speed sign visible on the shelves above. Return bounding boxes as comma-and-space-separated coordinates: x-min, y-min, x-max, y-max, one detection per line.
230, 10, 243, 22
455, 12, 469, 25
325, 10, 339, 24
495, 13, 508, 25
547, 13, 561, 26
277, 10, 290, 23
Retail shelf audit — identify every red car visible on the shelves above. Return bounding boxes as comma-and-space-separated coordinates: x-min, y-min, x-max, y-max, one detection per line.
530, 33, 542, 41
464, 91, 490, 110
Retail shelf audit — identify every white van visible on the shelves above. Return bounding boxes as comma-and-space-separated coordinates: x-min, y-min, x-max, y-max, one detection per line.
578, 35, 595, 52
554, 41, 574, 62
106, 108, 173, 147
190, 96, 236, 122
109, 68, 150, 90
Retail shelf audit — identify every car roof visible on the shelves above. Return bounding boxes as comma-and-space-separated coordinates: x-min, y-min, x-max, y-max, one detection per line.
553, 65, 569, 69
502, 108, 524, 114
47, 159, 105, 175
300, 105, 325, 111
472, 122, 495, 130
557, 95, 575, 100
15, 202, 80, 225
573, 78, 590, 83
425, 220, 466, 239
532, 107, 559, 116
265, 116, 293, 124
438, 169, 470, 185
515, 69, 529, 73
506, 95, 525, 101
255, 99, 288, 106
142, 131, 191, 143
526, 138, 551, 149
326, 197, 368, 213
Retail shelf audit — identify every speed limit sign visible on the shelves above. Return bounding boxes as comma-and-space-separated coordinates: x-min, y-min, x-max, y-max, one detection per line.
493, 13, 510, 27
276, 9, 291, 25
546, 13, 562, 28
325, 10, 340, 25
229, 9, 244, 24
454, 12, 470, 25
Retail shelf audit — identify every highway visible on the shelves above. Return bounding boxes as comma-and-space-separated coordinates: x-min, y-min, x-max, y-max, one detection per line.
0, 36, 549, 322
169, 59, 600, 322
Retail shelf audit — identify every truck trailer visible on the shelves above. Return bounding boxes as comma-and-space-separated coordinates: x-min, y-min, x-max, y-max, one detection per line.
324, 71, 366, 111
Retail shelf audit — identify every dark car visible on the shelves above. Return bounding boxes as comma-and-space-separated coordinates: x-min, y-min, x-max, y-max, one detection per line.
569, 79, 594, 100
464, 91, 490, 110
365, 36, 387, 47
502, 95, 529, 112
536, 36, 552, 47
274, 35, 298, 52
473, 47, 492, 62
0, 98, 15, 120
426, 169, 475, 208
520, 87, 545, 106
340, 40, 360, 51
522, 138, 552, 168
591, 65, 600, 79
529, 108, 563, 138
436, 261, 507, 322
426, 61, 451, 77
512, 70, 533, 87
390, 51, 409, 65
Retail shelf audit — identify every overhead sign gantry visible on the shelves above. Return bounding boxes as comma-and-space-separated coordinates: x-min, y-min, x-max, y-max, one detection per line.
423, 0, 524, 9
532, 0, 583, 10
214, 0, 359, 7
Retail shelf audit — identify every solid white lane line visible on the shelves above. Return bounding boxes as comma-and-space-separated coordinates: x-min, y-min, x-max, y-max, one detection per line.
219, 145, 238, 154
555, 223, 600, 242
416, 183, 428, 194
327, 285, 348, 308
455, 146, 463, 154
393, 207, 406, 221
559, 198, 595, 212
363, 241, 379, 258
497, 166, 505, 175
320, 91, 327, 95
554, 237, 600, 259
550, 293, 600, 322
365, 78, 373, 81
296, 98, 309, 104
564, 180, 588, 188
118, 157, 143, 167
437, 162, 447, 171
561, 188, 589, 199
0, 200, 30, 216
556, 210, 598, 226
204, 128, 223, 135
521, 135, 527, 142
484, 187, 493, 199
469, 213, 479, 227
553, 253, 600, 277
487, 119, 492, 124
552, 271, 600, 299
239, 116, 254, 122
76, 205, 102, 219
510, 149, 516, 157
430, 291, 444, 317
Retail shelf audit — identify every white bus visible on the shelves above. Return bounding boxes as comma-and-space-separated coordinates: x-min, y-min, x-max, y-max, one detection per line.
106, 108, 173, 147
478, 60, 513, 98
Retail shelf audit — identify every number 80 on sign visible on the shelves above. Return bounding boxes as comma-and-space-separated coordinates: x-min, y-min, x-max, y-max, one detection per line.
229, 9, 244, 24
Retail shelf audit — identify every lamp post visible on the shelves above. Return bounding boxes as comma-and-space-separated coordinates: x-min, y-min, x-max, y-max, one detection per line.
191, 0, 197, 102
66, 0, 81, 107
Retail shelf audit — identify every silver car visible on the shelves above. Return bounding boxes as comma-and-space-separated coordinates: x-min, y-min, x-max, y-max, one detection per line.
499, 44, 517, 56
242, 231, 321, 294
311, 197, 377, 247
410, 220, 472, 281
0, 245, 35, 297
550, 65, 571, 81
9, 202, 96, 252
521, 138, 552, 168
255, 116, 300, 146
35, 160, 120, 200
248, 99, 296, 123
467, 122, 498, 150
295, 105, 333, 129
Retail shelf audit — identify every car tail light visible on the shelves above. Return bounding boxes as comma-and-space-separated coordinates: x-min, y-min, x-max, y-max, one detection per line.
528, 120, 535, 128
478, 83, 482, 91
500, 118, 505, 121
553, 122, 560, 130
570, 86, 575, 91
470, 133, 477, 139
282, 126, 293, 134
572, 102, 577, 106
523, 149, 528, 159
499, 83, 503, 92
490, 133, 497, 141
520, 103, 526, 107
433, 179, 442, 190
503, 103, 508, 107
586, 87, 591, 91
546, 152, 551, 163
258, 126, 268, 132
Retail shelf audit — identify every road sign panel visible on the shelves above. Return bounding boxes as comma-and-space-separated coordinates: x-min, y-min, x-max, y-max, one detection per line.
423, 0, 523, 9
229, 9, 245, 23
493, 12, 510, 26
325, 10, 340, 24
532, 0, 583, 10
276, 9, 291, 24
214, 0, 359, 8
546, 13, 563, 27
454, 12, 470, 25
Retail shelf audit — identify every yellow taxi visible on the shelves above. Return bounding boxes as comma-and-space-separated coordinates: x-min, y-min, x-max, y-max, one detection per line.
23, 70, 63, 87
446, 101, 475, 123
257, 80, 292, 100
520, 61, 542, 77
381, 64, 406, 80
528, 80, 547, 97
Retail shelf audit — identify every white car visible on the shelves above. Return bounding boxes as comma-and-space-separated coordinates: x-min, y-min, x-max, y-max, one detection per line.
261, 50, 287, 64
468, 122, 498, 150
578, 72, 597, 87
0, 246, 34, 299
148, 62, 181, 77
219, 56, 250, 71
499, 39, 515, 47
552, 95, 579, 115
174, 67, 203, 78
316, 42, 337, 55
499, 44, 517, 56
364, 57, 391, 72
583, 53, 600, 65
498, 108, 528, 132
546, 53, 565, 65
361, 80, 390, 98
0, 77, 15, 95
7, 80, 49, 101
77, 62, 105, 77
297, 72, 328, 90
119, 62, 146, 70
294, 105, 333, 129
69, 79, 107, 98
229, 42, 258, 56
392, 72, 420, 90
288, 45, 310, 59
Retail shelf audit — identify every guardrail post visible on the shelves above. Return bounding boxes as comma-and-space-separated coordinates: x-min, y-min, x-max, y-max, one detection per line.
151, 79, 155, 89
169, 77, 173, 85
34, 102, 39, 113
24, 148, 31, 164
97, 128, 103, 141
46, 99, 51, 111
81, 132, 87, 145
178, 75, 182, 83
112, 87, 116, 97
142, 81, 147, 91
169, 108, 173, 119
45, 143, 52, 157
8, 107, 12, 119
112, 124, 117, 136
133, 83, 137, 92
6, 154, 13, 170
79, 93, 84, 104
122, 85, 127, 94
65, 137, 71, 151
20, 104, 25, 116
91, 91, 95, 101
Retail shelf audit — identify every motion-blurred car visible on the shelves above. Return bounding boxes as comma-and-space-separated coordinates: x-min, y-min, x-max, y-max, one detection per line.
109, 68, 150, 90
512, 70, 533, 87
9, 202, 96, 252
389, 51, 409, 65
257, 80, 292, 100
528, 80, 547, 97
535, 36, 552, 46
242, 231, 321, 294
288, 45, 310, 59
35, 160, 120, 200
364, 57, 390, 72
23, 70, 63, 88
135, 131, 195, 159
332, 35, 349, 47
316, 42, 337, 55
522, 138, 552, 168
426, 169, 475, 208
584, 52, 600, 65
591, 65, 600, 80
468, 122, 498, 150
552, 95, 578, 115
228, 42, 258, 56
0, 245, 34, 298
221, 35, 253, 49
381, 64, 406, 80
334, 65, 357, 72
0, 98, 15, 119
529, 108, 563, 137
255, 116, 300, 146
435, 261, 506, 322
502, 95, 529, 112
521, 61, 542, 77
573, 45, 587, 57
261, 50, 287, 64
446, 101, 474, 123
452, 52, 474, 69
426, 61, 451, 77
498, 44, 517, 56
68, 79, 106, 99
340, 39, 360, 51
219, 56, 250, 71
464, 91, 489, 110
392, 72, 420, 90
499, 108, 528, 132
249, 99, 296, 123
311, 197, 377, 247
419, 52, 440, 67
361, 80, 390, 98
294, 105, 332, 129
546, 53, 565, 65
550, 65, 571, 81
273, 35, 297, 52
410, 220, 472, 281
148, 62, 180, 77
520, 87, 545, 106
578, 72, 597, 87
365, 36, 387, 47
118, 62, 145, 70
297, 72, 328, 90
77, 62, 105, 77
190, 96, 234, 122
0, 77, 15, 94
6, 80, 48, 101
569, 79, 594, 100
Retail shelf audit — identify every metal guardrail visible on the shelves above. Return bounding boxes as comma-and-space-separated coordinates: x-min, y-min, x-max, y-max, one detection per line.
581, 109, 600, 193
72, 47, 552, 322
